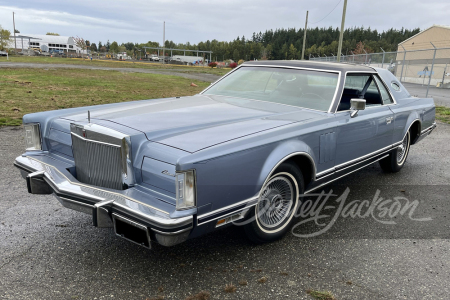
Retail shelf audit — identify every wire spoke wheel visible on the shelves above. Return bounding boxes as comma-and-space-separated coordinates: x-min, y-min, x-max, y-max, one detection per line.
256, 176, 294, 229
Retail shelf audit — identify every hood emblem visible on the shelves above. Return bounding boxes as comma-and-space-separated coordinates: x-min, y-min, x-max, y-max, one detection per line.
161, 170, 176, 177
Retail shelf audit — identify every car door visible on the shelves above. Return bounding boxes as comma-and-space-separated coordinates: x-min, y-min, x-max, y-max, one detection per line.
334, 73, 395, 169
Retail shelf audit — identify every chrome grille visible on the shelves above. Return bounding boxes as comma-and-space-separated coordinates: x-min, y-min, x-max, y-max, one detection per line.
71, 133, 124, 190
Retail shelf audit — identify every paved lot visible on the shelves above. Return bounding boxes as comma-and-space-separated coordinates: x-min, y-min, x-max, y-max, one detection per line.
402, 82, 450, 107
1, 122, 449, 300
0, 62, 221, 83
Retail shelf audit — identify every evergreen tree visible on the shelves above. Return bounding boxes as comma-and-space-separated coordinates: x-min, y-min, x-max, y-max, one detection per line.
233, 49, 239, 61
90, 43, 97, 52
115, 26, 420, 61
288, 44, 297, 60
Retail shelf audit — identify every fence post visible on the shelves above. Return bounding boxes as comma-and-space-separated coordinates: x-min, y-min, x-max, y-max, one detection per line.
399, 45, 406, 82
363, 49, 367, 64
442, 63, 448, 86
380, 47, 385, 68
426, 42, 437, 98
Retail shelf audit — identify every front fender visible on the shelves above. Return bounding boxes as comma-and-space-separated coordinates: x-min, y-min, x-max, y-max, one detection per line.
257, 140, 317, 189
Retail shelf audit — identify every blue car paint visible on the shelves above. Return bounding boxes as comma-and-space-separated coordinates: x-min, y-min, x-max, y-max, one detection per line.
18, 61, 436, 242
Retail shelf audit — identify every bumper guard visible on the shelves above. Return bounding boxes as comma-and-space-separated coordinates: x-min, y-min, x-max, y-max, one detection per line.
15, 155, 193, 248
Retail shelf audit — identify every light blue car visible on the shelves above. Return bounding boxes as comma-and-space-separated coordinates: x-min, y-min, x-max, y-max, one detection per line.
15, 61, 436, 248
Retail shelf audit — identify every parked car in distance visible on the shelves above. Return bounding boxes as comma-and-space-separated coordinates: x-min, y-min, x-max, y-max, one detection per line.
149, 54, 160, 61
0, 50, 7, 56
49, 49, 64, 55
15, 61, 436, 249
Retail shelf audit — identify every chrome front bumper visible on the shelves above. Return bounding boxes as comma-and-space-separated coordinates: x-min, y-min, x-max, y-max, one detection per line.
14, 155, 193, 248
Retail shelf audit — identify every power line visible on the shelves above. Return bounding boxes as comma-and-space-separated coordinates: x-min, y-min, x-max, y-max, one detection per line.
309, 0, 342, 24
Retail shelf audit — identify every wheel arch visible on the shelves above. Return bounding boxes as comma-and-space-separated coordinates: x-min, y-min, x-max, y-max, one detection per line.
257, 141, 317, 194
409, 119, 422, 145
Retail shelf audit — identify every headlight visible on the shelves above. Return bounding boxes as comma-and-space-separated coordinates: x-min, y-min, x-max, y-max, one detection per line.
24, 123, 42, 151
175, 170, 196, 210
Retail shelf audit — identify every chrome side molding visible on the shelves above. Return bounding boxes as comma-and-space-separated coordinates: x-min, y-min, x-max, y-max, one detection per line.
415, 122, 437, 144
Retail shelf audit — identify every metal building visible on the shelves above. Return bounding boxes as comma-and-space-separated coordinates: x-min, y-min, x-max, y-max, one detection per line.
396, 25, 450, 85
397, 25, 450, 51
9, 34, 84, 54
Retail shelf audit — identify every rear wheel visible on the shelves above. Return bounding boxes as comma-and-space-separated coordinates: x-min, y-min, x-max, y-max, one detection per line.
379, 131, 411, 172
244, 162, 304, 243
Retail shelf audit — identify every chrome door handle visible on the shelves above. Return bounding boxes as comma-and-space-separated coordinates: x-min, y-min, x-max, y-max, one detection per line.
386, 117, 393, 124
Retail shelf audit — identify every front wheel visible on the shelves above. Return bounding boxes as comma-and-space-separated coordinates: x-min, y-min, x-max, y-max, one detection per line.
379, 130, 411, 172
243, 162, 304, 243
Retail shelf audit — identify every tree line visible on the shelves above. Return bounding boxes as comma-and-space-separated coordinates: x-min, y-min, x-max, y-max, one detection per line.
0, 24, 420, 61
90, 26, 420, 61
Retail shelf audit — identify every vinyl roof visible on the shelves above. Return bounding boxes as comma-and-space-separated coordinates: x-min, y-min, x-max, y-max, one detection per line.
243, 60, 374, 72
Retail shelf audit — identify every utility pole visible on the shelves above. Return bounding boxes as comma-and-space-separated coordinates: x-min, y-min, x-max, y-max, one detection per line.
301, 11, 308, 60
13, 12, 17, 54
336, 0, 348, 62
162, 21, 165, 65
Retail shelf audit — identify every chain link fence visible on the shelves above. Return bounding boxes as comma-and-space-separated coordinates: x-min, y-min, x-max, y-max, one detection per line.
310, 47, 450, 99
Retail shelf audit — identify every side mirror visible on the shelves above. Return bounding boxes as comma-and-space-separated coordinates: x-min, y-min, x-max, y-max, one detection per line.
350, 99, 366, 118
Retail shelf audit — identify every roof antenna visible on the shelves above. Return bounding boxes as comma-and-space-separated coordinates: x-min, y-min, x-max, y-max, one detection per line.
88, 110, 91, 123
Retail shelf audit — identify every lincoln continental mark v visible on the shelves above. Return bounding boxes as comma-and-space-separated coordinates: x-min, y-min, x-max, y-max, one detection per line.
14, 61, 436, 248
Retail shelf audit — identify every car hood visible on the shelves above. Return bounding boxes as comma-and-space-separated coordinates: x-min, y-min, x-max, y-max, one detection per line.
61, 94, 326, 153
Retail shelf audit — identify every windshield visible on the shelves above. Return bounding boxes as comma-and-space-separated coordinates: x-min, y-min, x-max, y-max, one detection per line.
203, 66, 339, 111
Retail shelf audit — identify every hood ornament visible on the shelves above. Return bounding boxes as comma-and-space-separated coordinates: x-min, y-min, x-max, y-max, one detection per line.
88, 110, 91, 123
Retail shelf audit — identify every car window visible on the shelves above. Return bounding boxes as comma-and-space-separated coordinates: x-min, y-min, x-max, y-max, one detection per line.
344, 75, 370, 90
204, 66, 339, 112
338, 74, 382, 111
374, 75, 394, 104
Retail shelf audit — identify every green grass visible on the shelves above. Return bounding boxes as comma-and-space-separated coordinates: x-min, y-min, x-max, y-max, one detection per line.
0, 68, 209, 126
436, 106, 450, 124
0, 55, 230, 76
306, 289, 336, 300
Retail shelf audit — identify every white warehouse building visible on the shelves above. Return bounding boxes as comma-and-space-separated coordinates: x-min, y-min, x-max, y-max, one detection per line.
10, 34, 85, 53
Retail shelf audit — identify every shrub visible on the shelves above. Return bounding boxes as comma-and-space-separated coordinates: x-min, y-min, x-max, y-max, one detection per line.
238, 59, 245, 65
208, 62, 217, 68
229, 62, 238, 69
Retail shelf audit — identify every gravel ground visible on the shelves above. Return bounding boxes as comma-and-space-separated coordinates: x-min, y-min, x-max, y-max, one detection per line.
1, 122, 449, 300
0, 62, 222, 83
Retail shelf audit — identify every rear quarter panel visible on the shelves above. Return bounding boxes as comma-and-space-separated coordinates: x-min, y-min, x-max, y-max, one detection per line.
375, 67, 435, 143
389, 97, 435, 144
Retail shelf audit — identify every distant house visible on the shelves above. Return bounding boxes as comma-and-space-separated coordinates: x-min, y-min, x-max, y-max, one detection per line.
396, 25, 450, 85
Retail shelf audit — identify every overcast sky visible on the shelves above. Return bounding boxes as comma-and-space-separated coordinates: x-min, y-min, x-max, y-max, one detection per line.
1, 0, 449, 45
